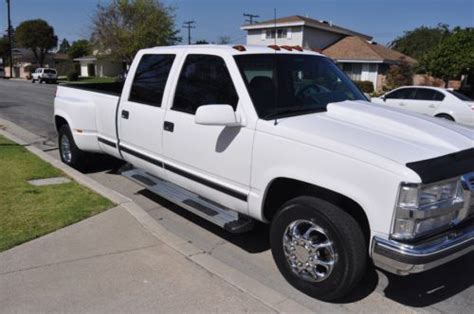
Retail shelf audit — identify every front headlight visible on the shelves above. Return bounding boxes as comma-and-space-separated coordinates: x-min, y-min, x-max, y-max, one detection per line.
391, 178, 465, 240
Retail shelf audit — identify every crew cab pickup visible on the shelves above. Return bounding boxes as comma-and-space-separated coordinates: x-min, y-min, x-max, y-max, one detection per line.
54, 45, 474, 301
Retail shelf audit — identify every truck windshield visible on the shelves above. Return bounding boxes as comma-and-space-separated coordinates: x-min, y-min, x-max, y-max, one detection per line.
234, 54, 366, 119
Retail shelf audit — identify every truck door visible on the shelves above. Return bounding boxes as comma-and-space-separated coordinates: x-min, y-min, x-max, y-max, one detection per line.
162, 54, 253, 214
117, 53, 177, 177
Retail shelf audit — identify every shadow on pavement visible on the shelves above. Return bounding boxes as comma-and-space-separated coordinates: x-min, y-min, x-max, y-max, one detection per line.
138, 189, 271, 253
382, 252, 473, 307
82, 154, 125, 174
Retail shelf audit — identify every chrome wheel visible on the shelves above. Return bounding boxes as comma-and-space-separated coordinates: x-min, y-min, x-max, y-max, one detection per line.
283, 219, 337, 282
60, 134, 72, 163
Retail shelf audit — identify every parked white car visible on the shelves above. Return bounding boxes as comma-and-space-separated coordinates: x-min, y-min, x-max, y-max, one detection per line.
54, 45, 474, 301
32, 68, 58, 84
372, 86, 474, 126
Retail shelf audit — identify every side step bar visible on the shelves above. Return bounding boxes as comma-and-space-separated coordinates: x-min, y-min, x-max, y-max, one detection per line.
121, 167, 254, 233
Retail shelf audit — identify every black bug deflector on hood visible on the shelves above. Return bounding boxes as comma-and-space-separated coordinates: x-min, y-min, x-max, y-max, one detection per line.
406, 148, 474, 184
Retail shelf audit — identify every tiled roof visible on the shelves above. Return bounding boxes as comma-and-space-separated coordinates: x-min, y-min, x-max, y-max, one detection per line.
322, 36, 417, 63
242, 15, 372, 40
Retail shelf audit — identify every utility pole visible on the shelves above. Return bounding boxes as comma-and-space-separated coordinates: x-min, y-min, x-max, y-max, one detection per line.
243, 13, 259, 25
6, 0, 13, 78
182, 21, 196, 45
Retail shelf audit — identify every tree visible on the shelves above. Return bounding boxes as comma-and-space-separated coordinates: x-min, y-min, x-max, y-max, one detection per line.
389, 24, 450, 61
195, 39, 209, 44
68, 39, 92, 59
91, 0, 180, 64
0, 37, 10, 65
385, 57, 414, 89
423, 28, 474, 84
217, 36, 231, 44
58, 38, 71, 53
16, 19, 58, 67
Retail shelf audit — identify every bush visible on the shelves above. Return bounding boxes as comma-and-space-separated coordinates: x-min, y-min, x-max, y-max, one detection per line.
353, 80, 374, 93
385, 57, 414, 89
67, 71, 79, 81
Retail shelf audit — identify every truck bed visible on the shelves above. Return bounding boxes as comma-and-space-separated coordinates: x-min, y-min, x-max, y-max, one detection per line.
60, 82, 125, 96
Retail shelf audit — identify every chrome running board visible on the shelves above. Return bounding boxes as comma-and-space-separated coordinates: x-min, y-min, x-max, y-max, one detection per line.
121, 167, 254, 233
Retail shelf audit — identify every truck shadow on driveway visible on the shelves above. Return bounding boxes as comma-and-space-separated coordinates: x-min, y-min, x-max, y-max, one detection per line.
139, 189, 473, 307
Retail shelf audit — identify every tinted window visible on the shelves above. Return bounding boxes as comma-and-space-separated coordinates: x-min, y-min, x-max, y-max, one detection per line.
129, 54, 175, 107
173, 55, 238, 114
385, 89, 407, 99
44, 69, 56, 74
386, 88, 416, 99
414, 88, 436, 100
433, 91, 445, 101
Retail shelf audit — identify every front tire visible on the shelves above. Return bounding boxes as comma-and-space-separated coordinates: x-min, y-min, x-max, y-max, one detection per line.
270, 196, 367, 301
58, 125, 89, 171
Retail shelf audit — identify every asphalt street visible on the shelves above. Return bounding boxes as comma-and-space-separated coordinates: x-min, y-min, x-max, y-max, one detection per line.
0, 79, 472, 313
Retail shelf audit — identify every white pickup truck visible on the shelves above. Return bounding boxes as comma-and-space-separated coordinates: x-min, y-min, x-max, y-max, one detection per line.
54, 45, 474, 301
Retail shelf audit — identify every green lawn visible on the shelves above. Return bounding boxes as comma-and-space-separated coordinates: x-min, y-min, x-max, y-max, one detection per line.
59, 77, 117, 84
0, 135, 114, 252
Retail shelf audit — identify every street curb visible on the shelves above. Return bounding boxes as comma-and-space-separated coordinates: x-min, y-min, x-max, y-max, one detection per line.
0, 125, 314, 313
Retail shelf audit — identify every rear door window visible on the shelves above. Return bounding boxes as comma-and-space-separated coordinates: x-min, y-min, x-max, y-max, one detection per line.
414, 88, 436, 100
172, 54, 238, 114
129, 54, 176, 107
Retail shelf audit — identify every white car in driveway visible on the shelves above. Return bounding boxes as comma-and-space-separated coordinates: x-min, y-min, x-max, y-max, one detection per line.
32, 68, 58, 84
372, 86, 474, 126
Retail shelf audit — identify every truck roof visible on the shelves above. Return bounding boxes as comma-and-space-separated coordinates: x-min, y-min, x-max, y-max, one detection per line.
139, 44, 325, 57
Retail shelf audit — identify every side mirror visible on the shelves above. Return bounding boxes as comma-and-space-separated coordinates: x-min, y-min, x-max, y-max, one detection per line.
382, 95, 387, 102
195, 105, 240, 126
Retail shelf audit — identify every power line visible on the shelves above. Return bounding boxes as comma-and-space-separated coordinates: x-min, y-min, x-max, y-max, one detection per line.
182, 20, 196, 45
243, 13, 259, 25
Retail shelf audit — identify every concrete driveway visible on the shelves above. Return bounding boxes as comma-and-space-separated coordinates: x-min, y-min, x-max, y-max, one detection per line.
0, 79, 473, 313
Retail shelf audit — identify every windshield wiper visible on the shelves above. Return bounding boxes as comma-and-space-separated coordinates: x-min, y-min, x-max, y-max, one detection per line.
263, 107, 325, 120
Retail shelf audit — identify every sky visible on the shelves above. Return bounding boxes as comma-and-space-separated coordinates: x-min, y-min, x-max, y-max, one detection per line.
0, 0, 473, 46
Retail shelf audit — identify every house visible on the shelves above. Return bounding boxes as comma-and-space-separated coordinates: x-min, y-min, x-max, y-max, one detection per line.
241, 15, 416, 91
3, 48, 74, 78
74, 55, 124, 78
322, 36, 417, 91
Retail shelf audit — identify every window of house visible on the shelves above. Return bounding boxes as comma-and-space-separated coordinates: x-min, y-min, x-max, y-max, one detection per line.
266, 28, 287, 39
172, 54, 239, 114
129, 54, 175, 107
342, 63, 362, 81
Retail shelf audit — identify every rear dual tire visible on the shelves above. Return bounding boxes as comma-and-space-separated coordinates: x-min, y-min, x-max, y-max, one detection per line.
270, 196, 367, 301
58, 125, 89, 171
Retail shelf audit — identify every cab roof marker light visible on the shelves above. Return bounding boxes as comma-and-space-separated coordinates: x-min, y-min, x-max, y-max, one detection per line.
292, 45, 303, 51
232, 45, 246, 52
268, 45, 280, 51
280, 45, 293, 51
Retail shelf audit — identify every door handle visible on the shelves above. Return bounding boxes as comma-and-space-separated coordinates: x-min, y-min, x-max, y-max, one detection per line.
164, 121, 174, 132
121, 110, 129, 119
429, 104, 435, 108
399, 103, 406, 106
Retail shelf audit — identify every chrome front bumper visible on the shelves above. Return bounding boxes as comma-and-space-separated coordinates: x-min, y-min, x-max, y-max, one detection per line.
371, 222, 474, 275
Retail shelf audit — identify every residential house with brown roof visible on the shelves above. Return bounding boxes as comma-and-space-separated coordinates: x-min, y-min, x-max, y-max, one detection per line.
241, 15, 416, 91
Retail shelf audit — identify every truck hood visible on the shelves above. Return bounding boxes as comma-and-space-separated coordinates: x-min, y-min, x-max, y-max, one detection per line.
261, 101, 473, 167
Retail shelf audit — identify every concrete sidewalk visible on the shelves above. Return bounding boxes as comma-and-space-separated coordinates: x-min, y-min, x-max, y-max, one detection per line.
0, 206, 274, 313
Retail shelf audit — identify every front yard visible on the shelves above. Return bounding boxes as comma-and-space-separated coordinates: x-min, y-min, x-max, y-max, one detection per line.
0, 135, 113, 251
